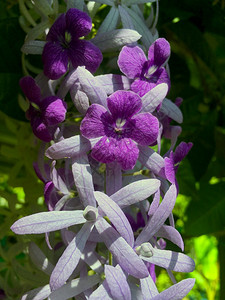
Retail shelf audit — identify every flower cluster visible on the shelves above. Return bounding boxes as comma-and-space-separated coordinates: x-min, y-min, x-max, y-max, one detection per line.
13, 2, 195, 299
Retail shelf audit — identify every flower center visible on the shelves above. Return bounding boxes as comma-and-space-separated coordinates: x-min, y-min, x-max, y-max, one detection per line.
60, 31, 72, 49
144, 65, 158, 79
114, 118, 126, 136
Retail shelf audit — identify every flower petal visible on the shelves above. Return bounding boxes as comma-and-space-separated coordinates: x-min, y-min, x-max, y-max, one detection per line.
131, 68, 170, 97
31, 116, 53, 142
41, 96, 67, 125
91, 136, 118, 164
80, 104, 109, 138
118, 45, 147, 79
46, 13, 66, 42
66, 8, 92, 38
68, 39, 102, 73
19, 76, 41, 104
107, 90, 142, 119
116, 138, 139, 170
148, 38, 171, 68
42, 42, 68, 80
128, 113, 159, 145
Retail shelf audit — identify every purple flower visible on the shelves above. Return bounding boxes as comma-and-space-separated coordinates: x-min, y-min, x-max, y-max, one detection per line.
165, 142, 193, 190
42, 8, 103, 80
20, 76, 67, 142
118, 38, 171, 97
80, 90, 159, 170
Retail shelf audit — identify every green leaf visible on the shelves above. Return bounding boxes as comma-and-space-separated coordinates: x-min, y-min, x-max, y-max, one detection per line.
184, 182, 225, 236
0, 16, 26, 120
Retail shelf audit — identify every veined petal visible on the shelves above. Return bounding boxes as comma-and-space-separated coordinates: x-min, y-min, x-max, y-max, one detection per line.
80, 104, 109, 138
41, 96, 67, 125
116, 138, 139, 170
105, 265, 131, 300
128, 113, 159, 145
11, 211, 86, 234
42, 42, 68, 80
45, 135, 100, 159
50, 222, 94, 291
151, 278, 195, 300
118, 45, 147, 79
91, 136, 118, 164
31, 116, 52, 142
95, 218, 149, 279
68, 39, 102, 73
66, 8, 92, 38
94, 191, 134, 246
131, 68, 170, 97
107, 90, 142, 119
135, 184, 177, 246
96, 74, 131, 95
148, 38, 171, 68
19, 76, 41, 104
140, 246, 195, 273
111, 178, 160, 208
47, 13, 66, 42
173, 142, 193, 164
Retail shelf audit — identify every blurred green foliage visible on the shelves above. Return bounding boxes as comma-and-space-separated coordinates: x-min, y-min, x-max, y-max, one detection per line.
0, 0, 225, 299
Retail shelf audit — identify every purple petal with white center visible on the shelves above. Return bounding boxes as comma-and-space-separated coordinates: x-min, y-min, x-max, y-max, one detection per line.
106, 162, 122, 196
94, 191, 134, 246
72, 155, 96, 207
50, 221, 94, 290
30, 116, 52, 142
138, 146, 165, 176
128, 113, 159, 145
80, 104, 109, 139
118, 45, 147, 79
50, 161, 70, 195
21, 284, 51, 300
42, 42, 68, 80
66, 8, 92, 38
140, 83, 168, 113
140, 247, 195, 273
148, 38, 171, 68
96, 74, 131, 94
89, 280, 113, 300
135, 184, 177, 246
49, 275, 101, 300
155, 225, 184, 251
159, 98, 183, 124
77, 67, 107, 108
68, 39, 102, 73
151, 278, 195, 300
116, 138, 139, 170
131, 68, 170, 97
111, 178, 160, 208
41, 97, 67, 126
107, 90, 142, 119
95, 218, 149, 279
140, 275, 159, 299
10, 210, 86, 234
46, 13, 66, 42
174, 142, 193, 164
45, 135, 100, 159
19, 76, 41, 104
105, 265, 131, 300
